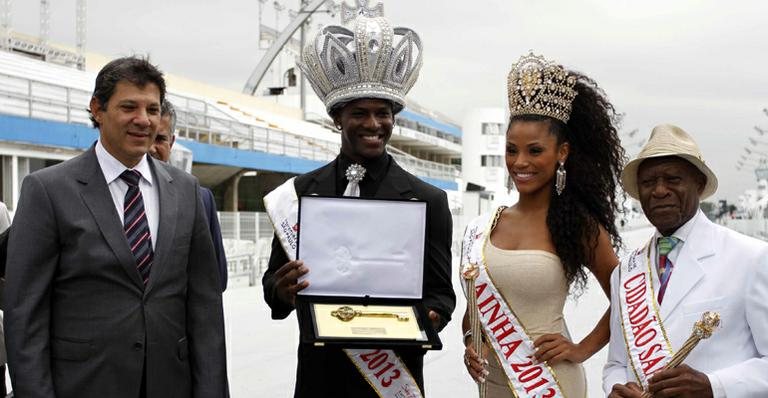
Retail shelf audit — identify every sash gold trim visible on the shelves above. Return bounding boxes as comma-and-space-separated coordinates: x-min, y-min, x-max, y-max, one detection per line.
617, 240, 675, 387
346, 349, 423, 398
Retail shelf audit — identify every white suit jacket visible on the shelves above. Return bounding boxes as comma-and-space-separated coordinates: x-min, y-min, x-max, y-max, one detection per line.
603, 211, 768, 397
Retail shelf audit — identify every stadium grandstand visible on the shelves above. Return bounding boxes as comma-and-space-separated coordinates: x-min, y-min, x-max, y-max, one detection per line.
0, 4, 464, 284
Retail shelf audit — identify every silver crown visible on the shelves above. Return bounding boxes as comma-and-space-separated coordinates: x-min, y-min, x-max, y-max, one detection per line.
507, 52, 577, 123
299, 2, 422, 114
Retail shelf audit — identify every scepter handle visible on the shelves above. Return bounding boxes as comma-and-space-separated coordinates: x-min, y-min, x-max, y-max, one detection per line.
464, 268, 487, 398
639, 312, 720, 398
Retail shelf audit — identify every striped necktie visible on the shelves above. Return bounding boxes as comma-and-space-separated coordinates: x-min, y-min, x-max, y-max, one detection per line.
657, 236, 679, 304
120, 170, 153, 285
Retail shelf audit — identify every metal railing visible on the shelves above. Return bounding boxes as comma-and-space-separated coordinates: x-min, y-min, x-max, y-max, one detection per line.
226, 251, 258, 286
167, 93, 339, 162
0, 72, 91, 125
0, 71, 459, 181
720, 217, 768, 241
219, 212, 274, 280
219, 211, 275, 241
389, 147, 459, 180
6, 36, 85, 69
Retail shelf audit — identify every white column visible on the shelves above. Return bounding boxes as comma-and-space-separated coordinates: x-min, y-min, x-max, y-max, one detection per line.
10, 154, 18, 210
234, 210, 241, 240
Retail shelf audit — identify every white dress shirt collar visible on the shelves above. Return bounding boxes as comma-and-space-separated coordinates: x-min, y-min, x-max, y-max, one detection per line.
94, 139, 159, 250
652, 208, 703, 245
95, 139, 154, 186
650, 209, 706, 275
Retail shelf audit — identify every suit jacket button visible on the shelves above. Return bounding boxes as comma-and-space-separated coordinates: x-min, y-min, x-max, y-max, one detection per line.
133, 342, 143, 351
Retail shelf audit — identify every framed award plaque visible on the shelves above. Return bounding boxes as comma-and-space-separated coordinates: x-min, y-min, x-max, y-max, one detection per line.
294, 196, 442, 350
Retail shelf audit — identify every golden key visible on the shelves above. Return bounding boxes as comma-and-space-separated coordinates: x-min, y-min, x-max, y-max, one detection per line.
331, 305, 409, 322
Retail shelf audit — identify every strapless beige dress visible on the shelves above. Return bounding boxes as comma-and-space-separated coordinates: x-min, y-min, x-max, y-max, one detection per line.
483, 242, 587, 398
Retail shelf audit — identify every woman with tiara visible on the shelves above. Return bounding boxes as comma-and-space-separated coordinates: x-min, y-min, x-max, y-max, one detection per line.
460, 53, 625, 397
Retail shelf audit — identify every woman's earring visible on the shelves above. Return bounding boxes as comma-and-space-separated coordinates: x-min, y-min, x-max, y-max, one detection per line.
555, 161, 566, 196
507, 173, 514, 194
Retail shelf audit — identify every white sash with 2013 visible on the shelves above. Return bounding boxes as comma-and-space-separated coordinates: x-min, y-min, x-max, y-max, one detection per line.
617, 243, 674, 387
461, 208, 566, 398
264, 179, 423, 398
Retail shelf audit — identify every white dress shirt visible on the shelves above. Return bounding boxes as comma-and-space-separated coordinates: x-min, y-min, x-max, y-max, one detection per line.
95, 140, 159, 250
0, 201, 10, 232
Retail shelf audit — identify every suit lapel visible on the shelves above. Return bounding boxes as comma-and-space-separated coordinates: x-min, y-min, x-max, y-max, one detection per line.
375, 159, 417, 199
144, 158, 176, 295
306, 161, 338, 196
660, 215, 716, 320
77, 149, 144, 289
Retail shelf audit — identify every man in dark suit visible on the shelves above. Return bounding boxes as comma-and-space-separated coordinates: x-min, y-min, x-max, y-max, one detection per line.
151, 100, 228, 291
4, 56, 228, 398
262, 11, 455, 397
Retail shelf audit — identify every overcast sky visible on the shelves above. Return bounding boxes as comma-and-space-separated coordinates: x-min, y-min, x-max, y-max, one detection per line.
7, 0, 768, 202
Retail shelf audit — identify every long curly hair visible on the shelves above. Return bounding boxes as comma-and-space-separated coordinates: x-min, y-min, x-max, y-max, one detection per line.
510, 71, 626, 292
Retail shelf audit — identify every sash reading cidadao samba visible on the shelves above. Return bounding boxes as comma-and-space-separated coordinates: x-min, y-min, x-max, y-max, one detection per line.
617, 243, 674, 387
461, 208, 566, 398
263, 178, 424, 398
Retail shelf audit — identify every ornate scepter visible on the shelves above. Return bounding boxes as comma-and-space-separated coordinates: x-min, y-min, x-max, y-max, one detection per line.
463, 263, 487, 398
640, 311, 721, 398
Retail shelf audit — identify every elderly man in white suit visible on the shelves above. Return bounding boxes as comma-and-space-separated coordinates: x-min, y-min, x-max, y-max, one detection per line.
604, 124, 768, 398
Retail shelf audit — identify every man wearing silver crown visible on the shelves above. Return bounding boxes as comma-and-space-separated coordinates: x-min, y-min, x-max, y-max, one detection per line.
261, 5, 455, 398
604, 124, 768, 397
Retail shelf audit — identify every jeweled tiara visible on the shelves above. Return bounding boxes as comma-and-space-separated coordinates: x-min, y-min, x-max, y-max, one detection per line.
507, 52, 577, 123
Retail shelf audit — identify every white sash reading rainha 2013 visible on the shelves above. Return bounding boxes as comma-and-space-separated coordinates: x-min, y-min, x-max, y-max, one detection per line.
263, 179, 423, 398
617, 243, 674, 387
461, 208, 566, 398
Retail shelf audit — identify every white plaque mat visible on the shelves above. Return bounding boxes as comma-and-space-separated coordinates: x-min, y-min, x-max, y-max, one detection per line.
297, 196, 427, 299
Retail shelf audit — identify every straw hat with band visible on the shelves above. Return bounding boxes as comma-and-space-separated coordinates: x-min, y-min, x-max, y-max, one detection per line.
621, 124, 718, 200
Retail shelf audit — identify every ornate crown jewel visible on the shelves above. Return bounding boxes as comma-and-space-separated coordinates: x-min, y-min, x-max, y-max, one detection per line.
341, 0, 385, 24
507, 52, 578, 123
345, 163, 366, 184
299, 1, 422, 114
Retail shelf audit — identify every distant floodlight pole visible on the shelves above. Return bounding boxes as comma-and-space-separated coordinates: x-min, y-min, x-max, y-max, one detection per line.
299, 0, 308, 120
39, 0, 50, 46
258, 0, 267, 49
273, 1, 286, 87
242, 0, 330, 96
76, 0, 87, 70
0, 0, 11, 51
274, 1, 285, 30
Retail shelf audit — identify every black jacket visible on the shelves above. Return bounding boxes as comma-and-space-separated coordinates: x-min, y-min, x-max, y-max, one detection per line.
262, 155, 455, 398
